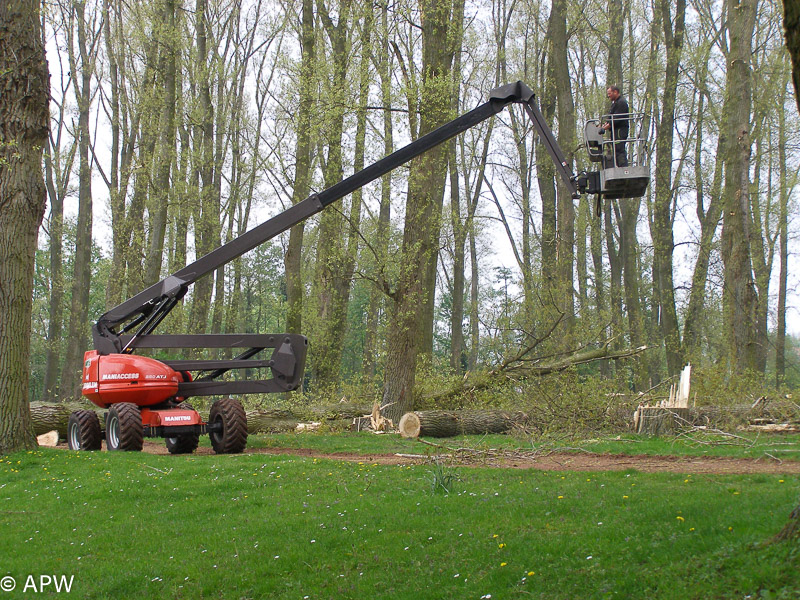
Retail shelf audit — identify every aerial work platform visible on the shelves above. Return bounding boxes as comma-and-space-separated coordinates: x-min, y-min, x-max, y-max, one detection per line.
581, 113, 650, 200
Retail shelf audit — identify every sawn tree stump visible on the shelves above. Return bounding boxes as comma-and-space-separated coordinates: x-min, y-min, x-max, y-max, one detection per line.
635, 407, 690, 435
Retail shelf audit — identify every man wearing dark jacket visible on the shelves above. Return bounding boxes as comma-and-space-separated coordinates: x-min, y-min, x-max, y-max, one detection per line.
602, 85, 629, 167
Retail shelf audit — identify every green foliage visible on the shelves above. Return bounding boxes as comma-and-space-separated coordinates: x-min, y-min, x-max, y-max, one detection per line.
428, 458, 460, 494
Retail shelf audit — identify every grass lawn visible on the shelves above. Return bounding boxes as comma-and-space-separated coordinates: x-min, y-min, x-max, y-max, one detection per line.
0, 441, 798, 599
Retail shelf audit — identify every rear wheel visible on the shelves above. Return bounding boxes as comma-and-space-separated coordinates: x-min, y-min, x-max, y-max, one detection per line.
67, 410, 102, 451
209, 398, 247, 454
165, 403, 200, 454
106, 403, 143, 451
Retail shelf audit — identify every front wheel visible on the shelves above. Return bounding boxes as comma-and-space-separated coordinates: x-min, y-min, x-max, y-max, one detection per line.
67, 410, 102, 451
209, 398, 247, 454
166, 403, 200, 454
106, 403, 143, 451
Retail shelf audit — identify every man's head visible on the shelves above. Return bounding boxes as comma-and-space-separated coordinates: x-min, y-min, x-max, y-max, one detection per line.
606, 86, 621, 101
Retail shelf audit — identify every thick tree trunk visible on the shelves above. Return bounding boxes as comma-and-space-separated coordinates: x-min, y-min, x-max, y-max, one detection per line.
144, 0, 178, 286
784, 0, 800, 114
720, 0, 760, 374
0, 0, 49, 452
382, 0, 462, 424
398, 410, 529, 438
551, 0, 576, 347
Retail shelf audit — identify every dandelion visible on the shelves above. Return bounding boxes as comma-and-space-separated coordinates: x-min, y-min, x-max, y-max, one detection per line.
623, 495, 628, 499
498, 543, 506, 549
528, 571, 535, 576
500, 562, 507, 567
676, 516, 684, 522
558, 495, 564, 499
492, 534, 499, 538
689, 528, 695, 532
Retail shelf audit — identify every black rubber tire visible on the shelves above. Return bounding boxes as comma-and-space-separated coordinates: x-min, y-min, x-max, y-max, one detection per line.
165, 403, 200, 455
106, 403, 143, 451
67, 410, 102, 451
209, 397, 248, 454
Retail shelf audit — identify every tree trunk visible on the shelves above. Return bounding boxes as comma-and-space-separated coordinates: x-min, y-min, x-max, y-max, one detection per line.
60, 0, 95, 400
41, 107, 74, 401
776, 70, 789, 388
720, 0, 760, 374
618, 200, 648, 390
188, 0, 219, 338
144, 0, 178, 286
784, 0, 800, 114
383, 0, 462, 424
0, 0, 49, 452
683, 51, 723, 359
399, 410, 529, 438
284, 0, 315, 337
551, 0, 576, 348
310, 0, 357, 390
362, 3, 393, 382
651, 0, 686, 377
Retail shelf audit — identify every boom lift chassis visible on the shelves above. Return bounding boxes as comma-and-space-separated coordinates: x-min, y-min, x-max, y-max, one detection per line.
68, 81, 646, 454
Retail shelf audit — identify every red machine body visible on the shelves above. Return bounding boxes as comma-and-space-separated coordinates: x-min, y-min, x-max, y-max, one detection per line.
81, 350, 181, 409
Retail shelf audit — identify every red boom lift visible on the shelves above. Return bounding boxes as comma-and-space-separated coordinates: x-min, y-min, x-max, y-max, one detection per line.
67, 81, 645, 454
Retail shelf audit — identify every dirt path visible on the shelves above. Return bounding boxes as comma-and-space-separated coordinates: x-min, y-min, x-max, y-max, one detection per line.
132, 441, 800, 475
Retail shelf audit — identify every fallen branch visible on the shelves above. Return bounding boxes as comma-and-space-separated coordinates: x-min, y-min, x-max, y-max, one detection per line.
424, 344, 649, 404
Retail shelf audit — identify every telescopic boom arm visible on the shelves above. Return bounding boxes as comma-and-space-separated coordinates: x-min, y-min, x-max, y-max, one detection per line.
92, 81, 578, 358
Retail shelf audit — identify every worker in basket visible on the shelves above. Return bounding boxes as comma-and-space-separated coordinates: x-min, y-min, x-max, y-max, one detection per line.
601, 85, 629, 168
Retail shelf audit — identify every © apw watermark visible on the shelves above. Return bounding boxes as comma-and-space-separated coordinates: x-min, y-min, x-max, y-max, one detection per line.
1, 574, 74, 593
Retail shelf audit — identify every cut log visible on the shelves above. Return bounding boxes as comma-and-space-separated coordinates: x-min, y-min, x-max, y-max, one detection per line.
244, 408, 299, 433
398, 410, 528, 438
635, 407, 691, 435
30, 402, 104, 438
30, 402, 305, 436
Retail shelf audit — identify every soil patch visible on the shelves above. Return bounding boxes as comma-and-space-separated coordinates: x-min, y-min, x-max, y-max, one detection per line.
124, 441, 800, 474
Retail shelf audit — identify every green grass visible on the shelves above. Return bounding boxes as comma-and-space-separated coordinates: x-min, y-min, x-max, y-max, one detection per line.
0, 447, 798, 599
246, 430, 800, 462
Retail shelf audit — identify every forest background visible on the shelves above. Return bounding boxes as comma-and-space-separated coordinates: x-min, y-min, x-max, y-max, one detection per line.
25, 0, 800, 424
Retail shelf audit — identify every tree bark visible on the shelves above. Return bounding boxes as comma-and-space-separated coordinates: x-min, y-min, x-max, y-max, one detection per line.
651, 0, 686, 376
362, 3, 393, 381
284, 0, 315, 337
0, 0, 49, 452
59, 0, 96, 400
720, 0, 760, 374
784, 0, 800, 114
551, 0, 576, 348
144, 0, 178, 286
188, 0, 219, 338
399, 410, 529, 438
310, 0, 358, 390
776, 69, 789, 387
382, 0, 462, 424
